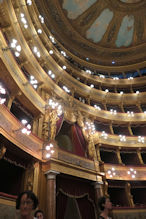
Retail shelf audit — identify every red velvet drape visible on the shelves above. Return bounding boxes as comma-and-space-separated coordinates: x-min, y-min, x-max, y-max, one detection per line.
56, 175, 96, 219
56, 192, 68, 219
77, 195, 96, 219
71, 124, 87, 157
56, 114, 64, 136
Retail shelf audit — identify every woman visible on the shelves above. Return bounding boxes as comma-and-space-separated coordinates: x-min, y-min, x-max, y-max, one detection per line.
34, 210, 44, 219
98, 196, 112, 219
16, 190, 39, 219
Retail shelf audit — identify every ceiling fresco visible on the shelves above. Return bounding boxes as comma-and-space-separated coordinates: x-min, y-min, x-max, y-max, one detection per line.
115, 15, 134, 47
62, 0, 139, 47
40, 0, 146, 67
86, 8, 113, 43
62, 0, 97, 19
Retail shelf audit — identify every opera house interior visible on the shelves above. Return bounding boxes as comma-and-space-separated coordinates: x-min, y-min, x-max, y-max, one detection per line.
0, 0, 146, 218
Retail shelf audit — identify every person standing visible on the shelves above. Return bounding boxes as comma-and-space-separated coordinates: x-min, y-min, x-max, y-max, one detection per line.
98, 196, 112, 219
16, 190, 39, 219
34, 210, 44, 219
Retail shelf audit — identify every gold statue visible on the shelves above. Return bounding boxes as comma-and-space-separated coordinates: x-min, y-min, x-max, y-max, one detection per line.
88, 134, 97, 160
49, 109, 59, 140
42, 109, 50, 141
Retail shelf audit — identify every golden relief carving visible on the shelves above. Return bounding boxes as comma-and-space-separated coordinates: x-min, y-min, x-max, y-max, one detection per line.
88, 134, 97, 160
64, 108, 76, 123
49, 109, 59, 140
76, 111, 84, 128
42, 108, 59, 141
24, 165, 34, 191
125, 182, 134, 207
42, 109, 50, 141
104, 180, 109, 197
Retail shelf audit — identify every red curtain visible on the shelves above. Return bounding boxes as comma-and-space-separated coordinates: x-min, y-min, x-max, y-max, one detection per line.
56, 114, 64, 136
56, 191, 68, 219
71, 124, 87, 157
77, 195, 96, 219
56, 175, 96, 219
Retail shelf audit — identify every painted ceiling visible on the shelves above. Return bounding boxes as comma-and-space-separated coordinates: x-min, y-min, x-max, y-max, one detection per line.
62, 0, 143, 48
40, 0, 146, 67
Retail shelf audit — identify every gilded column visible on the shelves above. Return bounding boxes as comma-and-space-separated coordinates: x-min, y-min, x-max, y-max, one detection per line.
42, 109, 50, 141
6, 94, 15, 110
109, 123, 114, 135
45, 170, 60, 219
96, 144, 102, 162
125, 182, 134, 207
128, 124, 133, 136
38, 114, 44, 139
116, 148, 123, 164
33, 162, 40, 195
88, 134, 97, 160
137, 149, 144, 164
32, 116, 39, 136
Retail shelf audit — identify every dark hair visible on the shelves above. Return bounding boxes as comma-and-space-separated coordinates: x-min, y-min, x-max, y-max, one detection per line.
98, 196, 107, 211
16, 190, 39, 210
34, 209, 44, 217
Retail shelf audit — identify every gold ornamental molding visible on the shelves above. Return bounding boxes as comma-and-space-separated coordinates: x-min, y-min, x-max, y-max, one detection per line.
0, 104, 43, 160
104, 163, 146, 181
42, 149, 103, 182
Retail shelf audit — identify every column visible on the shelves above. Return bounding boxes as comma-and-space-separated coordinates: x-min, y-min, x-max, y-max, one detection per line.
93, 181, 103, 206
116, 148, 123, 164
33, 162, 40, 195
137, 149, 144, 164
96, 144, 102, 162
45, 170, 60, 219
6, 94, 15, 110
125, 182, 134, 207
93, 181, 104, 214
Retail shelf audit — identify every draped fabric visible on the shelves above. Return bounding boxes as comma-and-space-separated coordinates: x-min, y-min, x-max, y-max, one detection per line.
74, 123, 87, 151
56, 114, 64, 136
56, 175, 97, 219
77, 195, 96, 219
64, 197, 81, 219
71, 124, 87, 157
0, 159, 24, 196
56, 192, 68, 219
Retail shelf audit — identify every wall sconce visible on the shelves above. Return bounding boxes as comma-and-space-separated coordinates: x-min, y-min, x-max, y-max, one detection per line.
0, 83, 7, 104
20, 13, 28, 29
119, 134, 126, 142
13, 119, 31, 135
23, 79, 43, 89
138, 136, 145, 143
2, 39, 21, 57
100, 131, 108, 139
127, 168, 137, 179
48, 70, 55, 79
42, 141, 56, 159
26, 0, 32, 5
107, 167, 116, 178
47, 98, 63, 117
49, 35, 56, 44
84, 120, 96, 135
